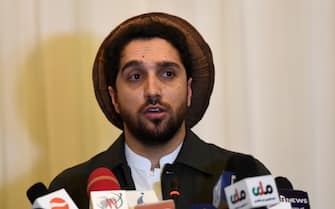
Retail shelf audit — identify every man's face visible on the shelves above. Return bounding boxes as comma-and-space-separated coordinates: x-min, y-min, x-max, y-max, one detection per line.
109, 38, 192, 146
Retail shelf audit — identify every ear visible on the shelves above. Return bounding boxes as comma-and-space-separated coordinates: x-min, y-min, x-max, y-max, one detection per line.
108, 86, 120, 113
187, 78, 192, 107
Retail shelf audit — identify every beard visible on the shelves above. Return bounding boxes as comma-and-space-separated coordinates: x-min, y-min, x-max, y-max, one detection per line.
118, 98, 188, 147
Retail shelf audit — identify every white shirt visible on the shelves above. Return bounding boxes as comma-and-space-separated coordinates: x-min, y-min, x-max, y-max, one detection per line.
125, 143, 182, 199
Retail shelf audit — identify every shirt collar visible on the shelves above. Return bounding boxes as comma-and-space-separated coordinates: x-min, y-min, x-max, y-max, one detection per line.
125, 142, 183, 171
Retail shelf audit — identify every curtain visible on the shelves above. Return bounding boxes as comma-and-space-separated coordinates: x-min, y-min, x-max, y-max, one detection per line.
0, 0, 334, 208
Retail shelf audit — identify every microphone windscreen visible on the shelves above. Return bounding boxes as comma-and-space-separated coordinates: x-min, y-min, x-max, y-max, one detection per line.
26, 182, 49, 204
275, 176, 294, 190
87, 167, 121, 196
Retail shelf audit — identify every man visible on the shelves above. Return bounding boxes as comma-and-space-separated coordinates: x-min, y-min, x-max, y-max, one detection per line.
49, 12, 270, 209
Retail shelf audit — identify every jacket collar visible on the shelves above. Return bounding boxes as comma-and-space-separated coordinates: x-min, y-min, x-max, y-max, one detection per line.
105, 130, 220, 176
174, 130, 222, 176
103, 133, 127, 168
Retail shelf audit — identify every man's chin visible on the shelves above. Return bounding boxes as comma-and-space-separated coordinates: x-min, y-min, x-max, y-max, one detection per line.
143, 122, 168, 136
135, 122, 175, 146
123, 113, 185, 146
142, 117, 166, 129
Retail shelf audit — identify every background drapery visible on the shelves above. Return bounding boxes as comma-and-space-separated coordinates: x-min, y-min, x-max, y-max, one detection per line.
0, 0, 334, 208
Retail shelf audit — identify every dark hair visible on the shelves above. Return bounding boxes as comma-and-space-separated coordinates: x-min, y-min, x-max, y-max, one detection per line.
104, 22, 192, 90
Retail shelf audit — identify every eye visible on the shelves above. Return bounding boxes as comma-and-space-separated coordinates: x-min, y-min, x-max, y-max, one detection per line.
161, 71, 175, 79
128, 73, 141, 81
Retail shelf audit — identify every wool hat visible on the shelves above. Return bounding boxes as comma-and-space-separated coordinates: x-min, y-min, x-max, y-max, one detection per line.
92, 12, 215, 129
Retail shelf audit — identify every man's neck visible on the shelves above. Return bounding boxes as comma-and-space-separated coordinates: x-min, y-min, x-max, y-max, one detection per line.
124, 124, 186, 170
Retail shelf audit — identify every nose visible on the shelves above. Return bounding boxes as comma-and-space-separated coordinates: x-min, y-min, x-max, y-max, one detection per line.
144, 73, 161, 99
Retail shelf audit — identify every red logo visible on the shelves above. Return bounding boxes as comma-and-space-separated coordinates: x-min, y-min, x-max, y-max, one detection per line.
50, 197, 69, 209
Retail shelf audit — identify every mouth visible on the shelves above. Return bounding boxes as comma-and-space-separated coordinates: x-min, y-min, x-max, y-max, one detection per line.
146, 107, 163, 113
143, 105, 167, 120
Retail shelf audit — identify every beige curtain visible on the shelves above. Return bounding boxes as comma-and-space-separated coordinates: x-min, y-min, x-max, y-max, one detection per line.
0, 0, 334, 208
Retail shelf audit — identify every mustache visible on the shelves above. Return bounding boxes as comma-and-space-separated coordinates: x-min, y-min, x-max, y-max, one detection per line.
139, 95, 171, 111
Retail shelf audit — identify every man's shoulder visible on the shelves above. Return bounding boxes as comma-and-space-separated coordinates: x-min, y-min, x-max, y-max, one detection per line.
181, 130, 270, 179
49, 136, 125, 191
182, 130, 246, 162
48, 150, 104, 192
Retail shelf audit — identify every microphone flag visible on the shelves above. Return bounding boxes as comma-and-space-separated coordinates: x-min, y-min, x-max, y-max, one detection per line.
224, 175, 280, 209
31, 188, 79, 209
90, 190, 159, 209
278, 189, 310, 209
212, 171, 235, 209
90, 190, 128, 209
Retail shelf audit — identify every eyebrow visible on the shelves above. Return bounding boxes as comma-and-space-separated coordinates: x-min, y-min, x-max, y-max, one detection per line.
120, 60, 182, 72
120, 60, 144, 73
157, 61, 182, 70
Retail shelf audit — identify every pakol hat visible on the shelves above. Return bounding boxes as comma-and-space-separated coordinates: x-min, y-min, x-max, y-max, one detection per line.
93, 12, 215, 129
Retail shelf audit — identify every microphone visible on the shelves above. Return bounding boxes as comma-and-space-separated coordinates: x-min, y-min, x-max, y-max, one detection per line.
87, 167, 121, 195
275, 176, 310, 209
162, 164, 181, 203
26, 182, 49, 204
26, 182, 79, 209
87, 167, 159, 209
88, 167, 128, 209
212, 170, 236, 209
275, 177, 293, 190
223, 175, 280, 209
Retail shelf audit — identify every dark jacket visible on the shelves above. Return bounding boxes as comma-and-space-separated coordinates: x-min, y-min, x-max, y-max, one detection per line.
49, 130, 270, 209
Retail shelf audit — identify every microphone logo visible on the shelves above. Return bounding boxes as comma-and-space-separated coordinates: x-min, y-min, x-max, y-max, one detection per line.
136, 192, 144, 205
230, 189, 246, 204
252, 181, 273, 196
224, 175, 279, 209
96, 192, 124, 209
49, 197, 69, 209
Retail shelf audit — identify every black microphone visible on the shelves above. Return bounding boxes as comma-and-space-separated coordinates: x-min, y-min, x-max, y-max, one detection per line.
26, 181, 79, 209
162, 164, 180, 204
26, 182, 49, 204
169, 174, 180, 201
275, 176, 293, 190
275, 176, 310, 209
